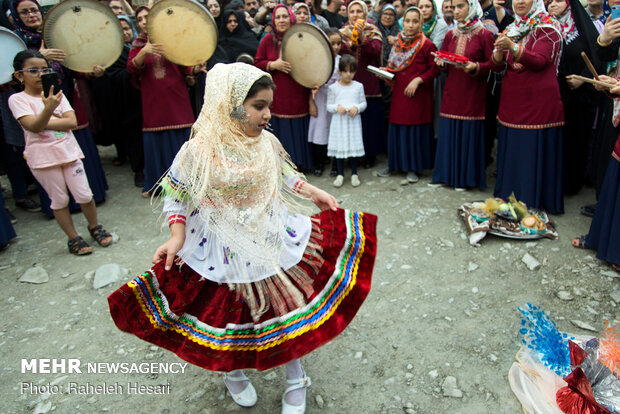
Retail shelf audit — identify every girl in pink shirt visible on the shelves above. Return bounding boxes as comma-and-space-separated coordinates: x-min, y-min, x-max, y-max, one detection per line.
8, 50, 112, 255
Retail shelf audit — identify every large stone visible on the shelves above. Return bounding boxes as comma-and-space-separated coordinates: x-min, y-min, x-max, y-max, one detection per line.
93, 264, 125, 289
442, 376, 463, 398
19, 266, 49, 284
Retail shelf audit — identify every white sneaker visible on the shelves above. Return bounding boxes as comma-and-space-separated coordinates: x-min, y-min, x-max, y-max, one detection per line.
351, 174, 361, 187
376, 167, 391, 177
333, 175, 344, 187
454, 187, 467, 192
223, 372, 258, 407
428, 181, 446, 188
406, 172, 419, 183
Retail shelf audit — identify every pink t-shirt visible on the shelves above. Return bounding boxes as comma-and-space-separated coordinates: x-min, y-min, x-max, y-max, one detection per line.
8, 91, 84, 169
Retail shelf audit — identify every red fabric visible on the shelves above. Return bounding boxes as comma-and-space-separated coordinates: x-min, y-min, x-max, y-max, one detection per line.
340, 37, 383, 97
389, 40, 438, 125
71, 87, 89, 128
127, 46, 195, 131
569, 340, 587, 366
614, 134, 620, 159
108, 209, 377, 372
490, 27, 564, 128
255, 33, 309, 117
556, 368, 611, 414
440, 28, 494, 118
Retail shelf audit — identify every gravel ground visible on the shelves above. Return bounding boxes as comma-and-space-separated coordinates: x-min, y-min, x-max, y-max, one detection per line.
1, 145, 618, 414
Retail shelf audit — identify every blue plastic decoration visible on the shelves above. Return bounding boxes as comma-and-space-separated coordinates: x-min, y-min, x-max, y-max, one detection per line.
518, 303, 574, 377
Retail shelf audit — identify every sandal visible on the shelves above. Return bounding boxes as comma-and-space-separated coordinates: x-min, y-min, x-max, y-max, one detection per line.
571, 235, 588, 249
223, 372, 257, 408
68, 236, 93, 255
281, 372, 311, 414
88, 224, 112, 247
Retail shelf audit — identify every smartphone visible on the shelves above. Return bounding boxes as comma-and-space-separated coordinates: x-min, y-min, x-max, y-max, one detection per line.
41, 71, 58, 98
612, 5, 620, 21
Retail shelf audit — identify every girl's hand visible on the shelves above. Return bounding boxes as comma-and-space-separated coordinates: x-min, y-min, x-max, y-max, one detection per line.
143, 42, 165, 56
595, 74, 619, 91
600, 15, 620, 45
404, 78, 421, 98
152, 235, 186, 270
270, 58, 292, 74
310, 187, 339, 211
462, 61, 478, 73
337, 104, 347, 115
311, 85, 320, 100
91, 65, 105, 78
565, 75, 584, 90
42, 86, 63, 112
348, 106, 359, 117
40, 48, 66, 62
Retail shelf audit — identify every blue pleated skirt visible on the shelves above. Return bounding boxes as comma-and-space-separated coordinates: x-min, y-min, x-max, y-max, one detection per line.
494, 125, 564, 214
269, 116, 314, 170
361, 98, 385, 157
432, 117, 486, 189
74, 128, 108, 204
585, 156, 620, 266
40, 127, 108, 218
387, 123, 434, 173
143, 128, 190, 193
0, 191, 16, 248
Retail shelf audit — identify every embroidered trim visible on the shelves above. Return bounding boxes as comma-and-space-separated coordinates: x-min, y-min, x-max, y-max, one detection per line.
440, 113, 485, 121
168, 214, 186, 226
143, 123, 194, 132
453, 26, 483, 56
612, 151, 620, 162
271, 113, 309, 119
292, 180, 305, 194
497, 117, 564, 129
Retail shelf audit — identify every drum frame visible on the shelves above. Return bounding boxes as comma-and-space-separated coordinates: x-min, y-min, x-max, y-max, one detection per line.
0, 27, 27, 84
282, 22, 334, 88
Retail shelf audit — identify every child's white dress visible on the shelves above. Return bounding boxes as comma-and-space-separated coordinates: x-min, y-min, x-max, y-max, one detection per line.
326, 80, 367, 159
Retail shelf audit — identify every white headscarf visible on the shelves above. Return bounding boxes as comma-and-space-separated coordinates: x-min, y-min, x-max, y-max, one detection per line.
455, 0, 483, 32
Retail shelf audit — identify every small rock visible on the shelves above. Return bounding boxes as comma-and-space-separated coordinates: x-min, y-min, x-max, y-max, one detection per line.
84, 270, 95, 280
406, 364, 413, 370
522, 253, 541, 271
441, 376, 463, 398
489, 354, 498, 362
384, 377, 396, 386
19, 266, 49, 284
471, 287, 479, 294
111, 232, 120, 243
93, 264, 123, 289
428, 369, 438, 379
315, 395, 324, 409
570, 320, 597, 332
33, 401, 52, 413
600, 270, 619, 278
263, 371, 277, 381
354, 351, 363, 359
610, 291, 620, 303
467, 262, 479, 272
400, 265, 412, 270
556, 291, 573, 301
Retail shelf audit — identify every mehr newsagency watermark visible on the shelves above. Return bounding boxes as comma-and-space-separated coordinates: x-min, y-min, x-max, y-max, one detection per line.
19, 358, 188, 396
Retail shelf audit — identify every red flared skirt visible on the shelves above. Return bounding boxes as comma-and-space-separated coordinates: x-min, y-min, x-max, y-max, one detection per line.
108, 208, 377, 372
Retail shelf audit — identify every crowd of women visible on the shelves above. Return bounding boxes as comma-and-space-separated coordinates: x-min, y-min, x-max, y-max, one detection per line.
0, 0, 619, 274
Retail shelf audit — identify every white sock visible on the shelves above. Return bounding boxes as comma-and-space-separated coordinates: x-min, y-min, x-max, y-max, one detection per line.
284, 359, 306, 406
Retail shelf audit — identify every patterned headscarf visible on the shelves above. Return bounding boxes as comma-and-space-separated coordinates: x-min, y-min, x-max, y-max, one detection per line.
271, 3, 295, 43
555, 0, 578, 44
421, 0, 438, 37
10, 0, 44, 49
504, 0, 561, 42
162, 63, 305, 281
455, 0, 483, 33
386, 7, 426, 72
340, 0, 382, 46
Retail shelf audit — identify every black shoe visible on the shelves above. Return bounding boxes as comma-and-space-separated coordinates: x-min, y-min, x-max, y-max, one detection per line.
329, 169, 338, 177
15, 198, 41, 212
134, 171, 145, 188
313, 168, 323, 177
580, 204, 595, 217
5, 208, 16, 224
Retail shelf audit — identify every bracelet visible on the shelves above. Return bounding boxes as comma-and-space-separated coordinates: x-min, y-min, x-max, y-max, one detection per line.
292, 180, 305, 194
597, 35, 613, 47
168, 214, 186, 227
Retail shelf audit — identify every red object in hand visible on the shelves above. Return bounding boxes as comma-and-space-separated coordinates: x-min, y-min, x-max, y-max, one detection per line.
435, 51, 469, 65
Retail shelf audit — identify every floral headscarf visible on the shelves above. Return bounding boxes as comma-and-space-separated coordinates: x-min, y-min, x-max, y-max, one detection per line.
456, 0, 483, 33
10, 0, 44, 49
386, 7, 426, 72
421, 0, 438, 37
504, 0, 561, 42
555, 0, 578, 44
340, 0, 382, 46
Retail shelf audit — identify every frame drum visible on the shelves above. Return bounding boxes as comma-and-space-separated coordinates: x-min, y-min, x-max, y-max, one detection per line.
43, 0, 123, 72
0, 27, 26, 84
147, 0, 218, 66
282, 23, 334, 88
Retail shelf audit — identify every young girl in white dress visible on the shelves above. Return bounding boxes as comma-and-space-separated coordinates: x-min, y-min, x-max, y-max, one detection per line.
326, 54, 367, 188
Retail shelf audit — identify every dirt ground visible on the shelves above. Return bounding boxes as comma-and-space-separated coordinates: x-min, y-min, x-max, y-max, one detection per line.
1, 145, 618, 414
